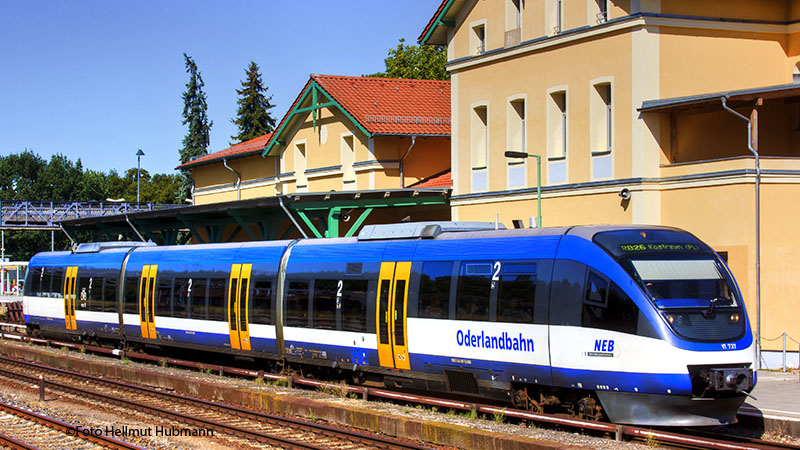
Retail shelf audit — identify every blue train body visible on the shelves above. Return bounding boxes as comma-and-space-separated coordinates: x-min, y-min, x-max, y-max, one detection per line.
21, 223, 755, 426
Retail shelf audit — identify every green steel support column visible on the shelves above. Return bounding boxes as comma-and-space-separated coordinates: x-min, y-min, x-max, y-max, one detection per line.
224, 225, 242, 243
229, 214, 260, 241
296, 210, 323, 238
344, 208, 373, 238
327, 208, 341, 238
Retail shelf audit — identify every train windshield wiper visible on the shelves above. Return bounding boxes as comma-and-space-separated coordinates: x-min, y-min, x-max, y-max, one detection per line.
702, 297, 732, 317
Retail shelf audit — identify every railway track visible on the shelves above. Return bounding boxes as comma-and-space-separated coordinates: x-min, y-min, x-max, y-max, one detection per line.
1, 333, 798, 450
0, 397, 143, 450
0, 355, 441, 450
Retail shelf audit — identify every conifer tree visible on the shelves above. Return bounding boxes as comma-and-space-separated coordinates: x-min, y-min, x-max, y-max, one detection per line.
231, 61, 276, 143
178, 53, 213, 202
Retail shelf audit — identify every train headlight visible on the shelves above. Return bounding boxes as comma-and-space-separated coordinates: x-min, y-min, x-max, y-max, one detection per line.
665, 314, 675, 324
729, 314, 740, 323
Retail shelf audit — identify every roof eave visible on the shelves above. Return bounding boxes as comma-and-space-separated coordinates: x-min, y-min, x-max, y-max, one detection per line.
419, 0, 458, 45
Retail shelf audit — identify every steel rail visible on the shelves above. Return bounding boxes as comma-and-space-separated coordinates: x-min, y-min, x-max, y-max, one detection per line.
0, 399, 145, 450
0, 433, 41, 450
0, 356, 438, 450
2, 333, 796, 450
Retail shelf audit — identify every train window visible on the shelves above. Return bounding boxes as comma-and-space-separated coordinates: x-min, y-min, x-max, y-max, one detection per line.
251, 280, 272, 324
419, 262, 452, 319
228, 278, 238, 330
191, 278, 208, 320
378, 280, 391, 344
394, 280, 407, 345
76, 277, 90, 310
497, 263, 536, 324
27, 267, 42, 296
582, 271, 639, 334
91, 277, 104, 311
41, 268, 53, 297
313, 280, 337, 330
239, 278, 249, 332
51, 268, 64, 299
207, 278, 226, 321
156, 278, 173, 317
456, 262, 491, 321
124, 277, 138, 314
103, 277, 117, 312
585, 273, 608, 306
286, 281, 310, 327
342, 280, 368, 332
173, 278, 190, 319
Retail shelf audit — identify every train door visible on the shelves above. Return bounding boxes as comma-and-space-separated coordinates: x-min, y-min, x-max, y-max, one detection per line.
63, 267, 77, 330
227, 263, 252, 351
376, 261, 411, 370
138, 265, 158, 339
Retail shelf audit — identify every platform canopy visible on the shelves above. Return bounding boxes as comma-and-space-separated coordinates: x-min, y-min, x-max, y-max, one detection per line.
59, 189, 450, 246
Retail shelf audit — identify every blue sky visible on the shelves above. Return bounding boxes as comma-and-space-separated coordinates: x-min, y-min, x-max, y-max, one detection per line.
0, 1, 440, 175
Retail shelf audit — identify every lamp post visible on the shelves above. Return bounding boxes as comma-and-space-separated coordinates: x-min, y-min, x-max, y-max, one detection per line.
136, 149, 145, 204
504, 151, 542, 227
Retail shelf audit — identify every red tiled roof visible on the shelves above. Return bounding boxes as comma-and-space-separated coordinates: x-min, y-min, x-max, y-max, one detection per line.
312, 74, 450, 136
264, 75, 450, 156
176, 133, 272, 170
409, 169, 452, 188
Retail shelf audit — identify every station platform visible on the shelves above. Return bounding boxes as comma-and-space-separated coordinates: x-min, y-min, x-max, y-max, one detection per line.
738, 370, 800, 436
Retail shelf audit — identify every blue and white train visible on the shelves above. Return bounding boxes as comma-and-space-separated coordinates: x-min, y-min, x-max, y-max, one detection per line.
22, 222, 755, 426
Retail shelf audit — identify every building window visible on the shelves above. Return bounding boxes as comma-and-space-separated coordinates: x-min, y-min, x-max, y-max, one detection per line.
471, 23, 486, 55
548, 91, 567, 158
471, 105, 488, 191
548, 0, 563, 34
591, 83, 612, 153
595, 0, 608, 23
505, 0, 523, 46
294, 142, 307, 192
341, 134, 355, 186
507, 0, 522, 30
507, 98, 526, 189
591, 81, 613, 179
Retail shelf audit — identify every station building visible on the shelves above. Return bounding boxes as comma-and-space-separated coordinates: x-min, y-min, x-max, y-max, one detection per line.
419, 0, 800, 364
171, 74, 453, 241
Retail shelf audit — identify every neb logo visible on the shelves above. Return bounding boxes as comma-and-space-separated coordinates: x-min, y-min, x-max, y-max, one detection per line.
594, 339, 614, 352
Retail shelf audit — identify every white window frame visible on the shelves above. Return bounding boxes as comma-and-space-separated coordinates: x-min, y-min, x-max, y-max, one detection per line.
294, 140, 308, 192
506, 0, 522, 31
470, 19, 487, 55
341, 132, 356, 188
470, 101, 490, 192
588, 0, 608, 24
590, 77, 614, 180
506, 94, 527, 189
546, 86, 568, 185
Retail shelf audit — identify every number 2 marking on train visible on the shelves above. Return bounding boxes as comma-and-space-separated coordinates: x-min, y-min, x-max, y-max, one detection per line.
721, 343, 736, 350
492, 262, 501, 281
336, 280, 343, 309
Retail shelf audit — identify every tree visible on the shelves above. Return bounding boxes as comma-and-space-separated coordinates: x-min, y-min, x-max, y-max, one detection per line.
178, 53, 213, 202
231, 61, 276, 143
368, 38, 449, 80
0, 150, 45, 200
106, 168, 180, 204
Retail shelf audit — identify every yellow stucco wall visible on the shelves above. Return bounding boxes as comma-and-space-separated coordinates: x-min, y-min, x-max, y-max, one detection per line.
192, 105, 450, 203
454, 29, 634, 193
192, 154, 278, 205
659, 0, 792, 22
659, 28, 793, 98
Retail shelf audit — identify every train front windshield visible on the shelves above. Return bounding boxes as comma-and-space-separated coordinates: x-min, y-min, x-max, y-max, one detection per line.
593, 230, 746, 343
